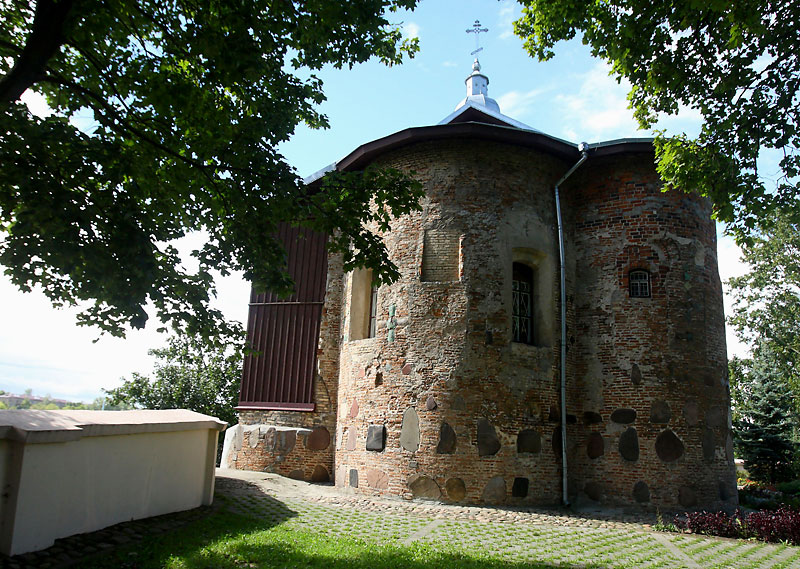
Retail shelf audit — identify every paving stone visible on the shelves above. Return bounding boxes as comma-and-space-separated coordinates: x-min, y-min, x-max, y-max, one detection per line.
482, 476, 506, 504
400, 408, 420, 452
366, 424, 386, 452
683, 399, 700, 426
517, 429, 541, 454
706, 406, 724, 428
346, 428, 357, 451
678, 486, 697, 507
584, 481, 602, 501
719, 479, 732, 501
306, 427, 331, 450
619, 427, 639, 461
288, 469, 305, 480
366, 469, 389, 489
702, 428, 716, 462
477, 418, 501, 456
655, 429, 685, 462
436, 422, 457, 454
402, 363, 413, 375
587, 432, 604, 459
349, 468, 359, 488
408, 474, 441, 500
631, 363, 642, 385
552, 426, 562, 458
611, 408, 637, 424
445, 478, 466, 501
649, 400, 671, 424
276, 430, 297, 453
426, 395, 438, 410
348, 399, 359, 419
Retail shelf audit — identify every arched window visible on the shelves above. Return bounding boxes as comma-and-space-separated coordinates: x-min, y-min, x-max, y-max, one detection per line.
629, 270, 651, 298
512, 263, 534, 344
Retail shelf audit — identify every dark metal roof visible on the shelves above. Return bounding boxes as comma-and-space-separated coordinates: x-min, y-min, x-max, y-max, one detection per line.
330, 122, 654, 174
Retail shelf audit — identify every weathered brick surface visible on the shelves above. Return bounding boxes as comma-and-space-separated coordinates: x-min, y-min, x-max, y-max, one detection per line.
565, 155, 735, 511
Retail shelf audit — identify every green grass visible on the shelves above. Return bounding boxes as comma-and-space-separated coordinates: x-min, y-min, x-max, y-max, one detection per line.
67, 491, 800, 569
74, 508, 587, 569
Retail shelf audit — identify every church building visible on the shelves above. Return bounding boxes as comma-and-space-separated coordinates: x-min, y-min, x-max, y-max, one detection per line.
221, 48, 737, 512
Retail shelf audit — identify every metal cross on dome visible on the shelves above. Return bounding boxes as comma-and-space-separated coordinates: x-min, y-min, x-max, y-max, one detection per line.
466, 20, 489, 56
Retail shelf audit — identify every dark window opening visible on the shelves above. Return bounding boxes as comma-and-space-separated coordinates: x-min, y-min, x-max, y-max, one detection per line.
368, 285, 378, 338
629, 270, 651, 298
512, 262, 534, 344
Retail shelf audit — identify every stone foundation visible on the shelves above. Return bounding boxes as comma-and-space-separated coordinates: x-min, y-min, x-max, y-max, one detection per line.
221, 423, 333, 483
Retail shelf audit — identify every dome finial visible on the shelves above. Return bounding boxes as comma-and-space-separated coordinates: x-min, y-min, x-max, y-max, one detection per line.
454, 20, 500, 114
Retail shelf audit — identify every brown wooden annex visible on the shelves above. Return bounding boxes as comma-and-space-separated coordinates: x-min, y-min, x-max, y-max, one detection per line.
237, 224, 328, 411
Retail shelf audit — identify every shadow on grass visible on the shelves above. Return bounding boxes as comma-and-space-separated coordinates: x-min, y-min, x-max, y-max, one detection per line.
73, 502, 609, 569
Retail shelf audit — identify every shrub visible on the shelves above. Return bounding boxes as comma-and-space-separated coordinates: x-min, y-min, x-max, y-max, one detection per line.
777, 480, 800, 496
681, 510, 746, 539
675, 507, 800, 545
746, 507, 800, 544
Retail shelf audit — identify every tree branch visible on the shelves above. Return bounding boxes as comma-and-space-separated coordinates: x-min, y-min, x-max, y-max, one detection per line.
0, 0, 76, 104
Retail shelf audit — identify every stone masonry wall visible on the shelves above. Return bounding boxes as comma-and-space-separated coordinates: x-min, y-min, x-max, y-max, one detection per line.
565, 154, 735, 511
335, 139, 572, 505
332, 140, 734, 511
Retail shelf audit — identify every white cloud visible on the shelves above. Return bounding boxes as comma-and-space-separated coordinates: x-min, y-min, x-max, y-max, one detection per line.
497, 1, 519, 40
717, 230, 751, 360
442, 61, 458, 68
554, 62, 643, 141
0, 232, 249, 403
403, 21, 421, 40
496, 88, 546, 120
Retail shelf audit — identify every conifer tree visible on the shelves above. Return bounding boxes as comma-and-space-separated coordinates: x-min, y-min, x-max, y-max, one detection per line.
734, 346, 798, 484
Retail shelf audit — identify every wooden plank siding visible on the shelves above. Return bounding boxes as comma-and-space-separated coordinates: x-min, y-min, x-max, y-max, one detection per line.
237, 224, 328, 411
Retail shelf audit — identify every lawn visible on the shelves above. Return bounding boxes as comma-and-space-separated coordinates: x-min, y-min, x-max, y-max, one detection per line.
71, 488, 800, 569
74, 508, 576, 569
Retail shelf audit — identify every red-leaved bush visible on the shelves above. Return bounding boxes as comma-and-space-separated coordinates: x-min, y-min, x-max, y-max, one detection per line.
675, 507, 800, 545
746, 508, 800, 544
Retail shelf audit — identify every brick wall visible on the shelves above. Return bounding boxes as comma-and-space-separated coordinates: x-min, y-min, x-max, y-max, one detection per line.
566, 155, 736, 511
331, 139, 734, 511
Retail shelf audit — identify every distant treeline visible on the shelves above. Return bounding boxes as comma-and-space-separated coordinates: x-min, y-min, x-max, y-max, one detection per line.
0, 390, 131, 410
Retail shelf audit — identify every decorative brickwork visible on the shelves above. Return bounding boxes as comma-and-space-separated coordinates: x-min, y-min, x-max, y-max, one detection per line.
421, 228, 460, 282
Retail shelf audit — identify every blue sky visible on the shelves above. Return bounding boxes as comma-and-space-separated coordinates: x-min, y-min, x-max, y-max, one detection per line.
2, 0, 749, 402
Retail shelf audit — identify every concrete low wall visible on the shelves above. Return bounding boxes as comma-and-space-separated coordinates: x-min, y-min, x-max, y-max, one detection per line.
0, 409, 226, 556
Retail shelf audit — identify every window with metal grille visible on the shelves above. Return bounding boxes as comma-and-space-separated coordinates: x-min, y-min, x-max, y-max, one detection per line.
512, 262, 534, 344
629, 270, 651, 298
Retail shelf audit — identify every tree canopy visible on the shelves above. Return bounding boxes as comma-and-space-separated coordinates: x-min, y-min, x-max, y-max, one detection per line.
514, 0, 799, 240
104, 330, 243, 427
728, 210, 800, 407
1, 0, 422, 338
